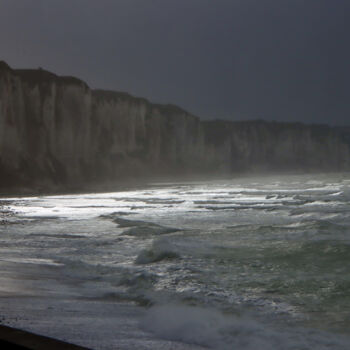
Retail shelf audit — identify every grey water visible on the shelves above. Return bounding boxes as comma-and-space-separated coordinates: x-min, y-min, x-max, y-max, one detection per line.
1, 173, 350, 349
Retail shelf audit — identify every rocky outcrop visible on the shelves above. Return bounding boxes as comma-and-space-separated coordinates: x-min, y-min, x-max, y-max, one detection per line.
0, 61, 349, 193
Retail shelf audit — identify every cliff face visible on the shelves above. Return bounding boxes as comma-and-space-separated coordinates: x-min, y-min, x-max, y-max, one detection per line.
203, 120, 350, 173
0, 62, 205, 190
0, 61, 349, 192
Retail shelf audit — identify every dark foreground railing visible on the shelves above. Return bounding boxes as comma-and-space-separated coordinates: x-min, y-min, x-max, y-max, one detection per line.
0, 325, 92, 350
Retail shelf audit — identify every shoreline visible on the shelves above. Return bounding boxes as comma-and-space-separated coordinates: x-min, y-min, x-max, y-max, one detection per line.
1, 170, 348, 199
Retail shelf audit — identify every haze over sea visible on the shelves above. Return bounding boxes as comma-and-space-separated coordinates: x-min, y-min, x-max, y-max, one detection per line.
1, 173, 350, 349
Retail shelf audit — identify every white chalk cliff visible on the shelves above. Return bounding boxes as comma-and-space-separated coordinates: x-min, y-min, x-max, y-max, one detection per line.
0, 61, 349, 192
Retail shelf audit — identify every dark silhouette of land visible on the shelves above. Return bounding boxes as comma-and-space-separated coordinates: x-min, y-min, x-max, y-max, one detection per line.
0, 325, 91, 350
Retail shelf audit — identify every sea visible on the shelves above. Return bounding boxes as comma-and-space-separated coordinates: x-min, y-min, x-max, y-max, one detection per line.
0, 173, 350, 349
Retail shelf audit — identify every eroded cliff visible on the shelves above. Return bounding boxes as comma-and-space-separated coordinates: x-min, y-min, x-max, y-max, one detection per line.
0, 61, 349, 193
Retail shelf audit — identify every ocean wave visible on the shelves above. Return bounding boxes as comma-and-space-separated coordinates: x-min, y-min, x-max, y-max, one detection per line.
112, 217, 181, 236
0, 257, 63, 266
99, 211, 134, 218
135, 238, 180, 264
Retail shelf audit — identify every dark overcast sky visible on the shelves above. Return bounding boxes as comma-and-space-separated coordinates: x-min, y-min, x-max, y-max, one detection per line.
1, 0, 350, 125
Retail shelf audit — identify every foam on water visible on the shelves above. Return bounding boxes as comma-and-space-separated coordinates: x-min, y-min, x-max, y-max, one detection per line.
1, 173, 350, 348
135, 238, 180, 264
0, 257, 63, 266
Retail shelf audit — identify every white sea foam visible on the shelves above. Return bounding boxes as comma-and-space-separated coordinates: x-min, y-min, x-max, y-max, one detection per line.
135, 238, 180, 264
0, 257, 63, 266
2, 173, 350, 349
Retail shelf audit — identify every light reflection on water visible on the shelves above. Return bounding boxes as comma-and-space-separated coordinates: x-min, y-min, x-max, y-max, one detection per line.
1, 173, 350, 347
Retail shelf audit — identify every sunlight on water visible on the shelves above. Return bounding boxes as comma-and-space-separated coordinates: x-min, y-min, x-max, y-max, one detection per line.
1, 173, 350, 349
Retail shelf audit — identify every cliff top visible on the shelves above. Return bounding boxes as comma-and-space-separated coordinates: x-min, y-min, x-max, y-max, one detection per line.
15, 68, 89, 88
0, 60, 11, 71
1, 59, 346, 131
0, 60, 88, 88
93, 89, 149, 105
1, 60, 196, 118
203, 119, 331, 130
94, 89, 193, 117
